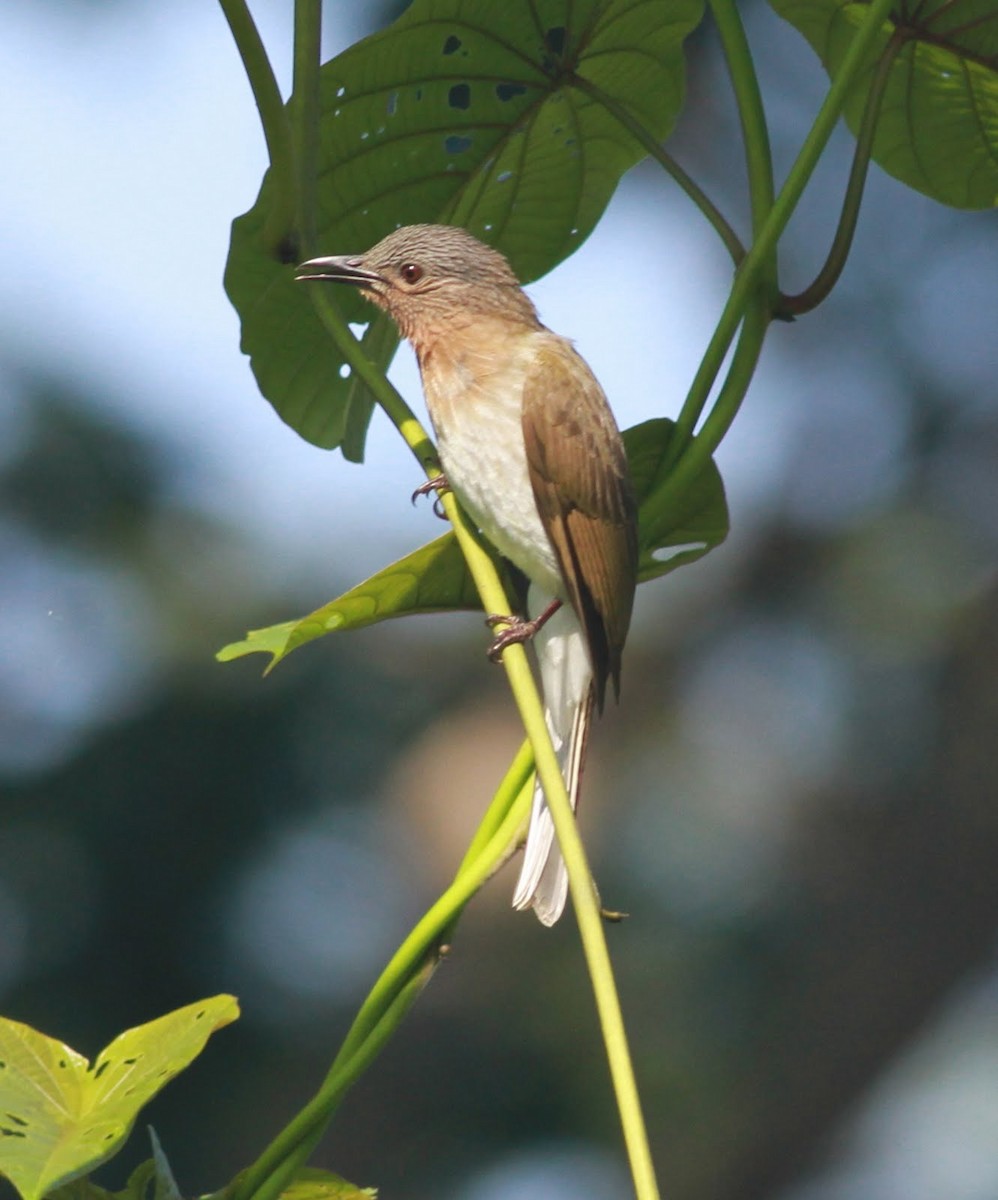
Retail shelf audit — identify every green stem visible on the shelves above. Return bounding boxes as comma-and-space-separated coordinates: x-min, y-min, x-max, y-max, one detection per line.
289, 0, 322, 256
571, 73, 745, 266
234, 758, 535, 1200
496, 650, 660, 1199
661, 0, 895, 472
778, 29, 905, 316
217, 0, 296, 250
709, 0, 775, 244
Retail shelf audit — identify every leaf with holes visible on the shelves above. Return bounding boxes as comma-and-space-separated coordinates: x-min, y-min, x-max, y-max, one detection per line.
226, 0, 705, 457
771, 0, 998, 208
0, 997, 239, 1200
217, 420, 727, 669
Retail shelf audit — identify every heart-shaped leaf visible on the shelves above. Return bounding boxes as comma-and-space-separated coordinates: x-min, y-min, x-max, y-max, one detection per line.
218, 420, 727, 670
771, 0, 998, 209
0, 997, 239, 1200
225, 0, 704, 457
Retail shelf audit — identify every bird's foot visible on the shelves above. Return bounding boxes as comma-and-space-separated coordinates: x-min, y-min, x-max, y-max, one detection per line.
411, 473, 449, 519
484, 599, 563, 663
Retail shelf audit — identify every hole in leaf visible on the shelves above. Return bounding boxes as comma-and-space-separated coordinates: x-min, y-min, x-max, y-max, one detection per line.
497, 170, 513, 183
93, 1061, 110, 1080
445, 135, 473, 154
276, 234, 300, 265
544, 26, 567, 56
348, 322, 369, 339
339, 364, 351, 379
122, 1057, 139, 1066
4, 1114, 27, 1126
652, 541, 706, 563
59, 1060, 68, 1069
495, 82, 527, 102
448, 83, 471, 110
415, 88, 423, 101
442, 34, 462, 55
1, 1128, 27, 1139
386, 92, 399, 115
336, 85, 346, 98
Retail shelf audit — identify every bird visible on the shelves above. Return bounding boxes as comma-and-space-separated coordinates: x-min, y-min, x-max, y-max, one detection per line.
296, 225, 638, 925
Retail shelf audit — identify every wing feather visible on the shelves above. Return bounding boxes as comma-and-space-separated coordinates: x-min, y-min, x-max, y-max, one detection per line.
521, 339, 638, 708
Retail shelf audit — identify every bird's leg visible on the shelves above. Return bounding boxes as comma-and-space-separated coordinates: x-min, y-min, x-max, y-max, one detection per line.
485, 598, 563, 663
411, 473, 450, 519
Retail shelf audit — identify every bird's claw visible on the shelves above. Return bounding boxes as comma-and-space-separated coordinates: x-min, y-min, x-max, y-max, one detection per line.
411, 474, 449, 519
485, 614, 535, 662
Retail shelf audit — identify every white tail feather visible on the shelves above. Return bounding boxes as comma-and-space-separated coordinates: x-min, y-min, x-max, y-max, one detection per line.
512, 589, 593, 926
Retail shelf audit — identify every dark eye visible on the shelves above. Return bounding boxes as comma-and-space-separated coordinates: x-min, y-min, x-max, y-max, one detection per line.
400, 262, 423, 284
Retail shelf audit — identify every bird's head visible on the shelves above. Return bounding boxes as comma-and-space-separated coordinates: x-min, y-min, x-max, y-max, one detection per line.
295, 224, 539, 343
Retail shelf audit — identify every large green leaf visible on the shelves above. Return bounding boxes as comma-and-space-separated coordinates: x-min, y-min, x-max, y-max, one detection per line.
0, 997, 239, 1200
218, 419, 727, 670
225, 0, 704, 457
771, 0, 998, 208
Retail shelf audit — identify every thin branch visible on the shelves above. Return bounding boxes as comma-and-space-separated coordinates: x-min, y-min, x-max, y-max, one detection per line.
217, 0, 296, 250
571, 72, 746, 267
778, 30, 906, 317
290, 0, 322, 256
658, 0, 896, 472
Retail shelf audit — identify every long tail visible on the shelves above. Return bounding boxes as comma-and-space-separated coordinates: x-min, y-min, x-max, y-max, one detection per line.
512, 587, 593, 926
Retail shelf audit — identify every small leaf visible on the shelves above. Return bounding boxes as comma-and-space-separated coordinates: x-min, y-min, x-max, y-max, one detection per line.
216, 534, 490, 671
218, 420, 727, 668
624, 418, 729, 582
225, 0, 705, 456
771, 0, 998, 209
0, 997, 239, 1200
280, 1167, 376, 1200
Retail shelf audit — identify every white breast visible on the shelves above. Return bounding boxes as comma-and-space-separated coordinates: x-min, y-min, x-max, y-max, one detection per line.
423, 332, 563, 600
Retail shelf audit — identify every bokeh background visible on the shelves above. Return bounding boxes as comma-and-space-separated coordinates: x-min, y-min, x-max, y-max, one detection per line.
2, 3, 998, 1199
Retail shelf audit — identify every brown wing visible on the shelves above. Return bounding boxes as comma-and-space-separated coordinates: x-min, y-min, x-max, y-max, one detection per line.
522, 340, 638, 710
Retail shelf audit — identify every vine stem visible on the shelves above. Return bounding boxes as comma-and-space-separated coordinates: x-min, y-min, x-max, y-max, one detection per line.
570, 72, 745, 266
217, 0, 296, 250
289, 0, 322, 256
658, 0, 897, 490
232, 749, 536, 1200
778, 27, 906, 316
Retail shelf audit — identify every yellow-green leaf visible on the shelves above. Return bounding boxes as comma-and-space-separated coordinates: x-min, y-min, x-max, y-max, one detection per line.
281, 1167, 375, 1200
0, 997, 239, 1200
216, 533, 491, 670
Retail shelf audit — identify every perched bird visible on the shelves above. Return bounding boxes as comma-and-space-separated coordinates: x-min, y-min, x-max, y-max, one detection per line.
297, 225, 637, 925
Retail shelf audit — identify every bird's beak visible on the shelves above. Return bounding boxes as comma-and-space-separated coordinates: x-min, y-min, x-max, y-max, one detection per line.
294, 255, 382, 286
